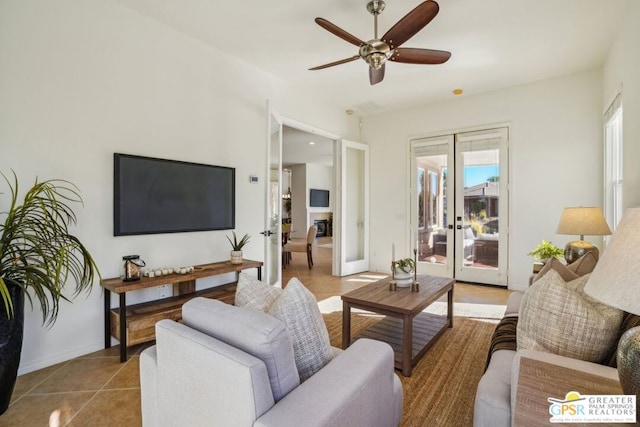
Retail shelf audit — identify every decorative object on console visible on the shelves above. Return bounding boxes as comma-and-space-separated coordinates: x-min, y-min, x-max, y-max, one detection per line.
584, 208, 640, 403
227, 231, 250, 264
0, 172, 99, 414
556, 206, 611, 264
122, 255, 145, 281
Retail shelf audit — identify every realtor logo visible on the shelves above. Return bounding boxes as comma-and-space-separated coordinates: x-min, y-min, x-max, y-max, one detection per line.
548, 391, 636, 423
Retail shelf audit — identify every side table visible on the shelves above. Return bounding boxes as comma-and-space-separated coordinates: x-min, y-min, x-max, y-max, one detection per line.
514, 356, 626, 426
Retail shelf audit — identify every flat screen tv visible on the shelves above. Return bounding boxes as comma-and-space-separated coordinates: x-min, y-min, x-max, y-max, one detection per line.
114, 153, 235, 236
309, 189, 330, 208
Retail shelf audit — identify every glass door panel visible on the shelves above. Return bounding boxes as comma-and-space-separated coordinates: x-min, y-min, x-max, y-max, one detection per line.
339, 140, 369, 275
412, 136, 454, 278
455, 129, 508, 285
265, 106, 282, 286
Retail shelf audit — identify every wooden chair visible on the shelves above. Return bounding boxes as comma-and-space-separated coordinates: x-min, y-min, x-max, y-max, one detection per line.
283, 225, 317, 269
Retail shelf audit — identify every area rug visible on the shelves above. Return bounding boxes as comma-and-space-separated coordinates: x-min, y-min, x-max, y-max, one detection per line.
323, 311, 495, 427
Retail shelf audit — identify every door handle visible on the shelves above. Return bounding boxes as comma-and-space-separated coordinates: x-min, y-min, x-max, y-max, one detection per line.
448, 225, 454, 230
260, 230, 273, 236
456, 225, 462, 230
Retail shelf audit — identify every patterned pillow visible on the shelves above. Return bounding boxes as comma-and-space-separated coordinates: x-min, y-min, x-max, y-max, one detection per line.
518, 270, 624, 363
567, 251, 597, 276
269, 278, 333, 381
531, 252, 597, 284
235, 272, 282, 312
532, 258, 579, 284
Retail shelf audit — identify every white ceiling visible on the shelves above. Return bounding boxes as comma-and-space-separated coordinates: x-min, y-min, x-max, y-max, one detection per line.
115, 0, 629, 115
114, 0, 629, 166
282, 127, 334, 168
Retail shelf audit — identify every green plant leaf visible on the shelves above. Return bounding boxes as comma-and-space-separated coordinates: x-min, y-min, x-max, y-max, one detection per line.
0, 170, 100, 325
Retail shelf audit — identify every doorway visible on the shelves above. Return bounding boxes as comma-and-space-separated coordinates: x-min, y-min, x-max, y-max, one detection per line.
281, 125, 335, 273
410, 127, 509, 286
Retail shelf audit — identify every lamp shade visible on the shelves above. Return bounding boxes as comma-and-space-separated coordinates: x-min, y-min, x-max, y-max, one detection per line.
584, 208, 640, 315
556, 207, 612, 236
584, 208, 640, 405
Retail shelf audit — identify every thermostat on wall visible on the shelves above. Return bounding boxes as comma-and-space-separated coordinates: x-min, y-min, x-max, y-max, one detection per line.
249, 175, 259, 183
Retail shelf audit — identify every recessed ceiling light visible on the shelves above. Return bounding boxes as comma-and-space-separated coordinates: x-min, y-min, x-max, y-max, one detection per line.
309, 141, 316, 145
452, 89, 463, 95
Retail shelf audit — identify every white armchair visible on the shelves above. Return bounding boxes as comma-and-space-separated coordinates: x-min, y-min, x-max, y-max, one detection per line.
140, 298, 403, 427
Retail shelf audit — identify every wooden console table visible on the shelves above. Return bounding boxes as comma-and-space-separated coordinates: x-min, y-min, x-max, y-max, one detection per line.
102, 259, 262, 362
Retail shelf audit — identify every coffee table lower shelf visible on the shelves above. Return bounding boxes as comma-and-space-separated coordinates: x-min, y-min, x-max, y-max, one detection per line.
355, 312, 449, 372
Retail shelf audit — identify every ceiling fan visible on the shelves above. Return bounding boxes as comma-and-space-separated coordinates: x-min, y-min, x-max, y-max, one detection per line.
310, 0, 451, 85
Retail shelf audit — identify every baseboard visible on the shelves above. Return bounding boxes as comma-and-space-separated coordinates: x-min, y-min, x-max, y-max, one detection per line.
17, 340, 104, 376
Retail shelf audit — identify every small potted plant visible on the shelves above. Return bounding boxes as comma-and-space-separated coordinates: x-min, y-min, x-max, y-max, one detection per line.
226, 231, 250, 264
528, 240, 564, 263
393, 258, 415, 287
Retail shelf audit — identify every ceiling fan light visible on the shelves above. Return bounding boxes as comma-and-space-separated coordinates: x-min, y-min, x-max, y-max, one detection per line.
367, 52, 387, 69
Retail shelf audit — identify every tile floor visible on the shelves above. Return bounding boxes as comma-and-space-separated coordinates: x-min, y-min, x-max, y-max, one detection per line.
1, 240, 510, 426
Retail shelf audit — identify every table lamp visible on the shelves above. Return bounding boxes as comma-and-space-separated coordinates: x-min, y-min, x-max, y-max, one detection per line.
584, 208, 640, 401
556, 207, 612, 264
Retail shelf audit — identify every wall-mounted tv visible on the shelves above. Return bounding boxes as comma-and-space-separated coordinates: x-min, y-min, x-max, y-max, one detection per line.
114, 153, 235, 236
310, 189, 330, 208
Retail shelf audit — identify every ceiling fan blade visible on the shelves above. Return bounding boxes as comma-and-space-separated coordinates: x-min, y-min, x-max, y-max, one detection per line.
369, 65, 385, 85
390, 47, 451, 64
382, 1, 439, 49
309, 55, 360, 71
315, 18, 364, 47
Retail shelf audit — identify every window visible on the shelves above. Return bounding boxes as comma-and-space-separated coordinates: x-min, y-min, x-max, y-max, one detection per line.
604, 94, 623, 236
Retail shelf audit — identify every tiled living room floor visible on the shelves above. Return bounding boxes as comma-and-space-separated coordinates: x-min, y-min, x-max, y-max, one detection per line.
1, 241, 510, 426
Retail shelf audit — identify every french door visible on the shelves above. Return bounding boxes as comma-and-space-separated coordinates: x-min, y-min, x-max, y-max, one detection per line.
335, 140, 370, 276
411, 128, 509, 286
264, 103, 283, 287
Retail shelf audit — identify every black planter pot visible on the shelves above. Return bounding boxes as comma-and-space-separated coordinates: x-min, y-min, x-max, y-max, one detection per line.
0, 283, 24, 415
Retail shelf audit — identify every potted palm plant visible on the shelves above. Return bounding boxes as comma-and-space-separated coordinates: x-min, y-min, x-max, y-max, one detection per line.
226, 231, 250, 264
0, 172, 99, 414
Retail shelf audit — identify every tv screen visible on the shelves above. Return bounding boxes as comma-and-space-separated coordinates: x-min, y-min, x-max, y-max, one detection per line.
114, 153, 235, 236
310, 189, 330, 208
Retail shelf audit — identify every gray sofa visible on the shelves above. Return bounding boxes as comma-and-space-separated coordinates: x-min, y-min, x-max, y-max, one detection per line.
473, 289, 638, 427
140, 297, 403, 427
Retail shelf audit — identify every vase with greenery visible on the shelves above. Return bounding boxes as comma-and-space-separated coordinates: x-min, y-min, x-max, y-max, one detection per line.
393, 257, 415, 287
0, 172, 99, 414
528, 240, 564, 263
226, 231, 250, 264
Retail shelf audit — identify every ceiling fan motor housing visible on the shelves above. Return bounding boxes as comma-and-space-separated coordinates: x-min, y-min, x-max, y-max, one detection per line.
360, 40, 392, 69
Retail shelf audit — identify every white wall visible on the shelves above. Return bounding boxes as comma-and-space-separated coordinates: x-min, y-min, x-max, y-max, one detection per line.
362, 69, 604, 290
290, 164, 308, 234
307, 163, 333, 215
0, 0, 358, 374
603, 1, 640, 211
289, 163, 333, 234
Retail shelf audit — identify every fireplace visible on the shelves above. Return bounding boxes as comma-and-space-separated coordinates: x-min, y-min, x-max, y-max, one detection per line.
314, 219, 328, 237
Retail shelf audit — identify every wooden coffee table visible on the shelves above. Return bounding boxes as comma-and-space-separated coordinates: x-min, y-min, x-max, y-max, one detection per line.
341, 274, 454, 376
